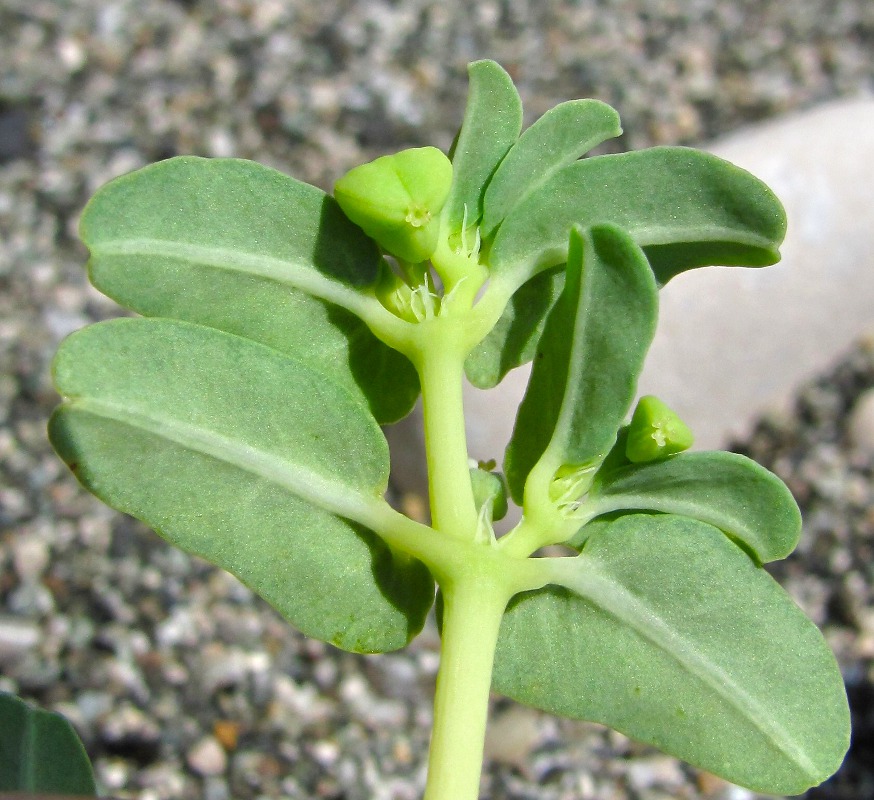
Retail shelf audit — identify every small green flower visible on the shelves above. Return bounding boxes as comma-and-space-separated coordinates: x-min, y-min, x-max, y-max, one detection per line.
334, 146, 453, 263
625, 395, 694, 463
470, 463, 508, 522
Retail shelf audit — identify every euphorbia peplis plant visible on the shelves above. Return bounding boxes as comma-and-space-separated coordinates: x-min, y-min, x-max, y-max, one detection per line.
49, 60, 849, 798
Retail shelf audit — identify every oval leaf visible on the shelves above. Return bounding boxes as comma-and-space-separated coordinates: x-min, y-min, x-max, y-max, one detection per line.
576, 451, 801, 563
473, 147, 786, 387
0, 693, 96, 795
505, 225, 658, 502
443, 60, 522, 237
489, 146, 787, 285
50, 318, 433, 653
481, 99, 622, 240
80, 155, 418, 424
494, 514, 850, 795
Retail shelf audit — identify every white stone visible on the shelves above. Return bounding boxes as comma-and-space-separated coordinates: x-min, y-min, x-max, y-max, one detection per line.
11, 536, 50, 581
389, 96, 874, 507
641, 95, 874, 448
187, 735, 228, 777
483, 705, 542, 768
848, 386, 874, 455
0, 616, 40, 666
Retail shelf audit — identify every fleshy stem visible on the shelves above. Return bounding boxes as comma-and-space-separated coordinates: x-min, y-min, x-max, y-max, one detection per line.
423, 573, 512, 800
413, 320, 479, 538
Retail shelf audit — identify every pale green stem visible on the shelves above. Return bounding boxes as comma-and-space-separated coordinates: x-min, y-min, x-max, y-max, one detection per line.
423, 575, 511, 800
416, 325, 479, 539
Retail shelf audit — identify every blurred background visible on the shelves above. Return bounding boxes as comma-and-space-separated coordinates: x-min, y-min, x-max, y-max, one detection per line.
1, 1, 873, 798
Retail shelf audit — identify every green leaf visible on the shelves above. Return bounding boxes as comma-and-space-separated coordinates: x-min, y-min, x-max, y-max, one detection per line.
443, 60, 523, 237
465, 266, 564, 389
575, 451, 801, 563
0, 693, 97, 795
489, 146, 787, 285
474, 147, 786, 387
50, 318, 433, 653
80, 155, 419, 424
334, 146, 453, 263
504, 225, 658, 503
481, 99, 622, 240
493, 514, 850, 795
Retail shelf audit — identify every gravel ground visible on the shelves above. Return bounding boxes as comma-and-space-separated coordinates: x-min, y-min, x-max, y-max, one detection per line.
2, 1, 874, 798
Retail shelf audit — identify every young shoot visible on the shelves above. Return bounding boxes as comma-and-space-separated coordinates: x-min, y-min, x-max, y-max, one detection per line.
48, 60, 849, 800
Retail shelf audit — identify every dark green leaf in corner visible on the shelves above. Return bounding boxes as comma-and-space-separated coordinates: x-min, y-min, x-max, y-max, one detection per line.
493, 514, 850, 795
504, 225, 658, 502
80, 156, 419, 424
443, 60, 523, 237
0, 693, 97, 795
50, 319, 433, 653
576, 451, 802, 562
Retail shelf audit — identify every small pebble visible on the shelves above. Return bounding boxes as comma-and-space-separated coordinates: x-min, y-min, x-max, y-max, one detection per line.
187, 736, 228, 777
484, 705, 543, 769
11, 536, 50, 581
0, 616, 40, 665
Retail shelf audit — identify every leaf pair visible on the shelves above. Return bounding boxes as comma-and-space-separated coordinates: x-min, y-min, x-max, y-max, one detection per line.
443, 60, 622, 249
502, 221, 799, 563
80, 156, 420, 425
457, 63, 786, 389
53, 156, 437, 654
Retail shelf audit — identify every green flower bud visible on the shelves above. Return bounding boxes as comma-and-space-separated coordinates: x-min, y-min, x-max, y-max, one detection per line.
470, 464, 508, 522
625, 395, 694, 463
373, 260, 417, 322
334, 147, 453, 263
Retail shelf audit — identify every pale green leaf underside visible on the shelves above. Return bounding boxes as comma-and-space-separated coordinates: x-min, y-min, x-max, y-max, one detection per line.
443, 60, 523, 233
505, 225, 658, 501
80, 155, 418, 424
481, 99, 622, 240
49, 319, 433, 653
578, 451, 802, 562
493, 514, 849, 795
0, 693, 97, 795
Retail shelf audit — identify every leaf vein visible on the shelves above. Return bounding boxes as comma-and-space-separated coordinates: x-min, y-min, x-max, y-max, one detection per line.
554, 561, 820, 778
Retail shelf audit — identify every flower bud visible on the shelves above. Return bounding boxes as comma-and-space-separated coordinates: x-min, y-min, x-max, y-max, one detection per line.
470, 465, 509, 522
334, 147, 453, 263
625, 395, 694, 463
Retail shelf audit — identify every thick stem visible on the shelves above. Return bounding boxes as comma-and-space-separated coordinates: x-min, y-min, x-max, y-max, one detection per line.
417, 326, 478, 538
423, 576, 510, 800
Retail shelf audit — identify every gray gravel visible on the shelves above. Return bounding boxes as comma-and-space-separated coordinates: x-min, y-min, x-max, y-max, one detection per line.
2, 1, 873, 798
